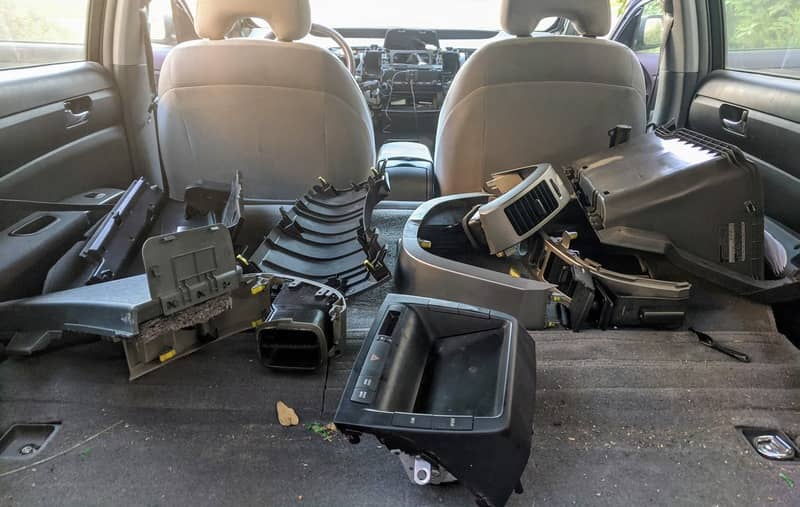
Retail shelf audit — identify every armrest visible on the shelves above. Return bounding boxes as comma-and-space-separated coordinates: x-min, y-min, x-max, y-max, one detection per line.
377, 142, 436, 201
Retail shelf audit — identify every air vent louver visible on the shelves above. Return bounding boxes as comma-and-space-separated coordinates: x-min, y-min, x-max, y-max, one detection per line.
503, 182, 559, 236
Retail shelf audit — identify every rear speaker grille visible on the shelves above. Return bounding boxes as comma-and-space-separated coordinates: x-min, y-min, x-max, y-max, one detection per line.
503, 181, 559, 236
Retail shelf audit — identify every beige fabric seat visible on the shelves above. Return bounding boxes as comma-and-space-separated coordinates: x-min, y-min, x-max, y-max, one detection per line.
157, 0, 375, 200
434, 0, 646, 195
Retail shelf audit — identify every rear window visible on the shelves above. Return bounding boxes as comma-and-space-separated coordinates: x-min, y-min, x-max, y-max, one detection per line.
0, 0, 89, 70
723, 0, 800, 78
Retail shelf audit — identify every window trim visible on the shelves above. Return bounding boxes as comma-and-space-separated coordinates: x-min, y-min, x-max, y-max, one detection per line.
708, 0, 726, 71
86, 0, 106, 64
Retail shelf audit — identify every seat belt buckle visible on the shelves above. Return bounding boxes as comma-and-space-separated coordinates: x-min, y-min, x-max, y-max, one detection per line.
148, 95, 159, 115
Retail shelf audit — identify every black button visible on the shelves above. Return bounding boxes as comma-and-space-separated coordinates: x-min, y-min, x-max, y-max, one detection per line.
361, 340, 389, 377
356, 375, 379, 390
350, 388, 376, 404
392, 413, 432, 429
431, 415, 474, 431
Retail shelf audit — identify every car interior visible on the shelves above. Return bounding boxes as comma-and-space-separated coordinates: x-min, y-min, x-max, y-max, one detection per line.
1, 0, 799, 505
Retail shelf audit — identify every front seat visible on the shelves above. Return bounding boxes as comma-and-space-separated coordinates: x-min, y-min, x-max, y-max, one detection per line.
434, 0, 646, 195
157, 0, 375, 199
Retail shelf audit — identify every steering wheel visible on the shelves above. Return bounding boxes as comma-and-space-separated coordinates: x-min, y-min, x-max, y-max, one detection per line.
264, 23, 356, 76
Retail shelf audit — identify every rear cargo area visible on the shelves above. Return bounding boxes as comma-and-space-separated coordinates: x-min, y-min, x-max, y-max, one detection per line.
1, 209, 799, 506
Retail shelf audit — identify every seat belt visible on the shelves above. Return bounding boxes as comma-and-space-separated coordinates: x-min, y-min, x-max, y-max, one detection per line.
170, 0, 200, 43
649, 1, 675, 113
139, 2, 170, 195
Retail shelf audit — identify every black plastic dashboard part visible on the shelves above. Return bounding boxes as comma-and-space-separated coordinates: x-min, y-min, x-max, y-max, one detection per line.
384, 29, 440, 50
257, 280, 347, 371
249, 168, 392, 296
334, 294, 536, 507
573, 127, 800, 303
79, 177, 167, 284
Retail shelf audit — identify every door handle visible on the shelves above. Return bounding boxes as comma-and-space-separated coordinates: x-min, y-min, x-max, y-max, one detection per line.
720, 106, 748, 137
64, 96, 93, 129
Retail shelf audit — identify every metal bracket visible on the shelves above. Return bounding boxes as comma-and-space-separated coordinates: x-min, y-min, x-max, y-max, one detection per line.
397, 452, 457, 486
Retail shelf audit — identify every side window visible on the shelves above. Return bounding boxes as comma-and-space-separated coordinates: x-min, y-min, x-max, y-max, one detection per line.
0, 0, 89, 70
148, 0, 177, 46
723, 0, 800, 78
614, 0, 666, 106
148, 0, 198, 46
632, 0, 665, 55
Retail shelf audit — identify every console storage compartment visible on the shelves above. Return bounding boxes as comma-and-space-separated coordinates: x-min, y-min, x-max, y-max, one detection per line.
335, 294, 536, 507
377, 142, 436, 201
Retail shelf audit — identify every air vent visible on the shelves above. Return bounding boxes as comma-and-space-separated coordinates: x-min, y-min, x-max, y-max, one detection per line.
503, 182, 559, 236
474, 163, 572, 255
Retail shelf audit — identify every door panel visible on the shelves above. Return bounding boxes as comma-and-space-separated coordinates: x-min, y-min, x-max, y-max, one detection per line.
688, 70, 800, 232
0, 62, 133, 220
0, 61, 134, 300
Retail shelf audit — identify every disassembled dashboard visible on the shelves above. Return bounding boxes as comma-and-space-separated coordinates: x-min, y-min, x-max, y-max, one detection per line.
351, 29, 472, 137
5, 115, 800, 506
0, 170, 391, 379
398, 127, 800, 333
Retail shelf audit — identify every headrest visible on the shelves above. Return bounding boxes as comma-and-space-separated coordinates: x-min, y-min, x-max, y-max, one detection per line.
195, 0, 311, 41
501, 0, 611, 37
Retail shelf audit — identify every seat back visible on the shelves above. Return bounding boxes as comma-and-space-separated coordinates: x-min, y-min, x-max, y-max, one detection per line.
157, 0, 375, 199
434, 0, 645, 195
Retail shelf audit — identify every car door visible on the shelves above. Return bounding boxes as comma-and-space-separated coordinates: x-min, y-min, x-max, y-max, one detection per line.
611, 0, 668, 111
687, 0, 800, 337
0, 0, 134, 299
147, 0, 199, 83
687, 0, 800, 238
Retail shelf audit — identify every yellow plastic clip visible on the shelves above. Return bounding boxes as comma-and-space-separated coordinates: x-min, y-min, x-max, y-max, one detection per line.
418, 239, 432, 249
159, 349, 177, 363
251, 285, 265, 296
364, 259, 375, 271
251, 319, 264, 329
236, 254, 250, 266
508, 267, 521, 278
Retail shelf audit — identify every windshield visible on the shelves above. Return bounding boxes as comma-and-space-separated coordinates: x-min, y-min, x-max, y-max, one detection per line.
311, 0, 502, 30
310, 0, 558, 31
183, 0, 557, 35
183, 0, 556, 32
